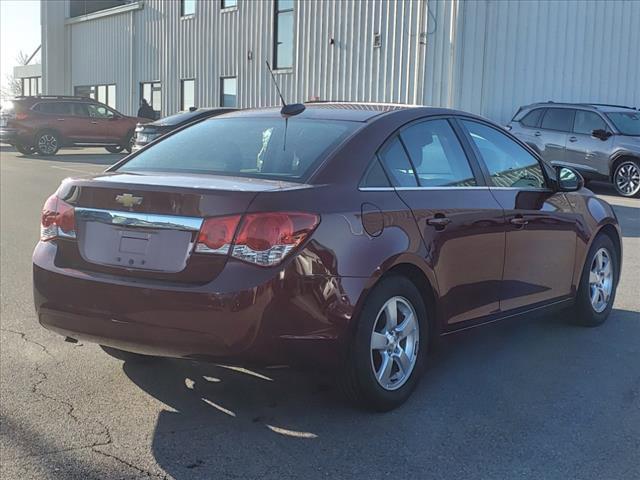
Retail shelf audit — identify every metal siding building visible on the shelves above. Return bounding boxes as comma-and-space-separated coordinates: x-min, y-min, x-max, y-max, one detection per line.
42, 0, 639, 124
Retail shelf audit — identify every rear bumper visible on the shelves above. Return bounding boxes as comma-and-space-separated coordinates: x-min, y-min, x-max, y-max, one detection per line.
0, 128, 19, 144
33, 241, 365, 368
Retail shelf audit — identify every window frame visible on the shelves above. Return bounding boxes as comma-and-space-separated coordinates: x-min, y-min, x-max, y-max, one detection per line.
273, 0, 294, 70
540, 107, 576, 133
454, 116, 553, 191
74, 84, 116, 109
180, 0, 196, 17
221, 0, 237, 9
180, 78, 196, 111
220, 76, 237, 108
139, 81, 162, 115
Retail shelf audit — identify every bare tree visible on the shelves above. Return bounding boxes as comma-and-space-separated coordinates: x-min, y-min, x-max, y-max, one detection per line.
16, 50, 30, 66
0, 51, 33, 99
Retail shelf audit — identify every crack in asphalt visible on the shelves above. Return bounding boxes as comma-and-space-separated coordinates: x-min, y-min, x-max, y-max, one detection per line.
90, 447, 170, 479
0, 328, 56, 359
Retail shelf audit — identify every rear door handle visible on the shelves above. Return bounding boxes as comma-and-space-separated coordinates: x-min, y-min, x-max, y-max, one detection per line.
427, 216, 452, 230
90, 121, 98, 124
510, 216, 529, 227
534, 131, 541, 137
57, 118, 65, 121
568, 136, 578, 142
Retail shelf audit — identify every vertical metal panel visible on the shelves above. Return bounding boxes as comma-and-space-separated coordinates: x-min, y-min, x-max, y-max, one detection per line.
44, 0, 639, 121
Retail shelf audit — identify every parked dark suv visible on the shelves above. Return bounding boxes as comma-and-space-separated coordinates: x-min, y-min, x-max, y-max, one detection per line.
508, 102, 640, 197
132, 107, 235, 152
0, 95, 147, 156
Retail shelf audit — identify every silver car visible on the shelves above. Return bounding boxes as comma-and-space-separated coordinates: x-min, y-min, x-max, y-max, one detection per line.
508, 102, 640, 197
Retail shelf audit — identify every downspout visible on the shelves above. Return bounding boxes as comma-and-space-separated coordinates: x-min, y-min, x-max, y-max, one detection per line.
446, 0, 459, 109
130, 9, 135, 115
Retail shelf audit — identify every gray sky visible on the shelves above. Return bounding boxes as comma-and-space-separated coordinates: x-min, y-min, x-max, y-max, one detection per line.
1, 0, 41, 90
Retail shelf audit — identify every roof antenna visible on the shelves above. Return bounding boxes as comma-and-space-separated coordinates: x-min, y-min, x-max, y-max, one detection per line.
265, 60, 305, 117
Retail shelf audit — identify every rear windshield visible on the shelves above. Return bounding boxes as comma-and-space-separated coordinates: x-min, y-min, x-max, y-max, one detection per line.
606, 112, 640, 136
118, 117, 359, 181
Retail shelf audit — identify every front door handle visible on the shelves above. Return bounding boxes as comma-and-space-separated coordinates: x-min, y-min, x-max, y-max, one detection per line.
568, 136, 578, 142
510, 216, 529, 227
534, 131, 541, 137
427, 216, 452, 230
90, 121, 98, 124
56, 118, 65, 121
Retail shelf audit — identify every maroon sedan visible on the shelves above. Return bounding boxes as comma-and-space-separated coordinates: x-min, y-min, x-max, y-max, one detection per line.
33, 103, 621, 410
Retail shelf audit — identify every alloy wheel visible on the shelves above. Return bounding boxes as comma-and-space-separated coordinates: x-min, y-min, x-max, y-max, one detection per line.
370, 296, 419, 391
614, 161, 640, 197
38, 134, 58, 155
589, 247, 613, 313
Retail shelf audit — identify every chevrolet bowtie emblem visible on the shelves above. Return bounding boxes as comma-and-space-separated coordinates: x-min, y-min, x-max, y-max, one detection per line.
115, 193, 143, 208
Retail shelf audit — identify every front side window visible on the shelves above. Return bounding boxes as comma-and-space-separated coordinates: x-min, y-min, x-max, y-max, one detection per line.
462, 120, 546, 189
377, 137, 418, 187
74, 84, 116, 109
541, 108, 575, 132
573, 111, 608, 135
606, 111, 640, 136
181, 0, 196, 16
118, 117, 359, 182
520, 108, 544, 128
399, 119, 477, 187
87, 104, 114, 119
274, 0, 294, 69
220, 77, 237, 107
181, 79, 195, 110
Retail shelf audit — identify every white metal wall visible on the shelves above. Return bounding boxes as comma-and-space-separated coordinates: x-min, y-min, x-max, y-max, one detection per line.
43, 0, 640, 123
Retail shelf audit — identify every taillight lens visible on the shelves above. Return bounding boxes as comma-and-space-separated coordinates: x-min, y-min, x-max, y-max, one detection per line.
232, 212, 319, 266
15, 112, 29, 121
194, 212, 320, 267
41, 194, 76, 241
195, 215, 241, 254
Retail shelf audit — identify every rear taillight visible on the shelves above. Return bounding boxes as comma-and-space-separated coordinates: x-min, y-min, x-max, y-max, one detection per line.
41, 194, 76, 241
15, 112, 29, 121
195, 215, 241, 254
195, 212, 320, 267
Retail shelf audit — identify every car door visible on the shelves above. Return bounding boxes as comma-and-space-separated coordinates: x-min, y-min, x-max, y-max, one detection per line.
378, 118, 506, 327
565, 109, 614, 178
459, 119, 577, 312
68, 102, 98, 142
86, 104, 119, 142
537, 108, 575, 165
512, 107, 546, 152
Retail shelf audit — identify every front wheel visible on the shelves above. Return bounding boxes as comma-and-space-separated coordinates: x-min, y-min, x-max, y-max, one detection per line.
613, 160, 640, 198
35, 131, 60, 156
105, 145, 125, 154
15, 143, 36, 155
570, 233, 619, 327
340, 276, 428, 411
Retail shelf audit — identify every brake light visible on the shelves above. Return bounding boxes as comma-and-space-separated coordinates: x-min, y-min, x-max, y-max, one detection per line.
195, 215, 241, 254
15, 112, 29, 121
194, 212, 320, 267
232, 212, 319, 267
41, 194, 76, 241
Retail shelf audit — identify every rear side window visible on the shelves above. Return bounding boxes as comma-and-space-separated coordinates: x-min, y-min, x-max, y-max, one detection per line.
462, 120, 546, 189
119, 117, 359, 182
541, 108, 575, 132
573, 111, 607, 135
377, 138, 418, 187
34, 102, 72, 115
360, 158, 391, 187
520, 108, 544, 128
399, 119, 477, 187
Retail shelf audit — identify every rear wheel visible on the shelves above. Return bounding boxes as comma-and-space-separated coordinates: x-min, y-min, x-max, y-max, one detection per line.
570, 233, 618, 327
613, 160, 640, 198
105, 145, 125, 154
15, 143, 35, 155
35, 131, 60, 156
340, 276, 428, 411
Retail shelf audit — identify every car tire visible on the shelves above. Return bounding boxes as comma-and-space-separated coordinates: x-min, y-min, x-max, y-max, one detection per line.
340, 275, 428, 411
105, 145, 125, 154
613, 159, 640, 198
124, 131, 135, 154
15, 143, 36, 155
570, 233, 619, 327
100, 345, 156, 362
35, 131, 60, 156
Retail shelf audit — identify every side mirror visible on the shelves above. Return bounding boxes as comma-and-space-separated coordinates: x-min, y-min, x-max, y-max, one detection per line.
556, 166, 584, 192
592, 129, 611, 141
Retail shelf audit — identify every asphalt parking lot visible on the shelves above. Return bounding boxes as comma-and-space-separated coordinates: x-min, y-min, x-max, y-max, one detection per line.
1, 145, 639, 479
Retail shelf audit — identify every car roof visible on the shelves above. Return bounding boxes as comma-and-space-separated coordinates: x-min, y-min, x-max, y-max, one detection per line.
149, 108, 235, 126
520, 101, 638, 113
221, 102, 470, 122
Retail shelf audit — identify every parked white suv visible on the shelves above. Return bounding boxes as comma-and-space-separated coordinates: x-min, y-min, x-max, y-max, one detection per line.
508, 102, 640, 197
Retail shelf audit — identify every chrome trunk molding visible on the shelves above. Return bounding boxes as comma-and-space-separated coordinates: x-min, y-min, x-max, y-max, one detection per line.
74, 208, 203, 231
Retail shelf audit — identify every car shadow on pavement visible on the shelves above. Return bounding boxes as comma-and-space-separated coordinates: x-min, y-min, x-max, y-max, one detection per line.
118, 307, 639, 479
2, 145, 125, 166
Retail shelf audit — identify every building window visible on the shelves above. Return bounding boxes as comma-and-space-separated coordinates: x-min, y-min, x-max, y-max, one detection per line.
140, 82, 161, 116
220, 77, 237, 107
21, 76, 41, 96
74, 84, 116, 109
181, 79, 196, 110
274, 0, 294, 69
181, 0, 196, 16
221, 0, 237, 8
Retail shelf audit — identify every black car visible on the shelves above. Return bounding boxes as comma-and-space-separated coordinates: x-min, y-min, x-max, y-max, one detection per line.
132, 107, 235, 151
